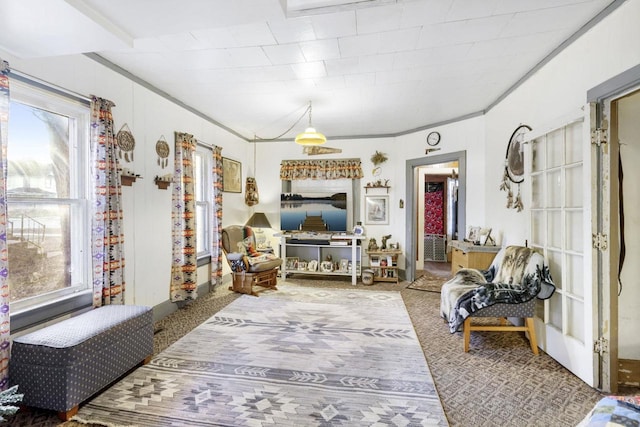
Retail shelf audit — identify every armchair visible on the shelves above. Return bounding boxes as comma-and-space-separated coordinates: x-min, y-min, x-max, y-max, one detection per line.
221, 225, 282, 296
440, 246, 555, 354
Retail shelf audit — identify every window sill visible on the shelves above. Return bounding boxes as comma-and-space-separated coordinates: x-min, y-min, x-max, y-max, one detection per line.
10, 290, 93, 334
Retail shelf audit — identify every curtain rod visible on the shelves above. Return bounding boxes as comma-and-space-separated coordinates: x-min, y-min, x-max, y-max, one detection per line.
9, 68, 91, 105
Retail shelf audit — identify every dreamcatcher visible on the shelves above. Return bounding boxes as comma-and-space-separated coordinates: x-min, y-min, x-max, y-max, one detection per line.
500, 124, 531, 212
155, 135, 170, 169
116, 123, 135, 162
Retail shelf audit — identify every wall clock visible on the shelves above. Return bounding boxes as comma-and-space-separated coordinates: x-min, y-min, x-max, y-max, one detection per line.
426, 131, 441, 146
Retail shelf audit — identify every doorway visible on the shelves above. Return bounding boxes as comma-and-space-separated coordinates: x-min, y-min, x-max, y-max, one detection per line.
608, 88, 640, 393
588, 63, 640, 392
405, 151, 466, 283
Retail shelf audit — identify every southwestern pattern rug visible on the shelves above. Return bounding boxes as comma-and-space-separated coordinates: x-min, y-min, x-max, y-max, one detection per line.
73, 286, 448, 426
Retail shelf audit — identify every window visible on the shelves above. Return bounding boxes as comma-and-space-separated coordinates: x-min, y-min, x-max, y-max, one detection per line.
195, 145, 211, 258
7, 78, 91, 319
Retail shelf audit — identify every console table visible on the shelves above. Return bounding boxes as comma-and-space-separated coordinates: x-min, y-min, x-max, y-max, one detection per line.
279, 234, 364, 285
449, 240, 501, 274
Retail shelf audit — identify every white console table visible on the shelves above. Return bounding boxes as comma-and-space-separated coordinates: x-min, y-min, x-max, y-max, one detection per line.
279, 234, 364, 285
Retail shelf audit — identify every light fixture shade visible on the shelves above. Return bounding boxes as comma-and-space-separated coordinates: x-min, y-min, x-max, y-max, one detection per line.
295, 127, 326, 145
246, 212, 272, 229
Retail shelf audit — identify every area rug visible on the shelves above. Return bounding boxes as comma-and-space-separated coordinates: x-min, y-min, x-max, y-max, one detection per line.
406, 272, 449, 293
73, 285, 448, 426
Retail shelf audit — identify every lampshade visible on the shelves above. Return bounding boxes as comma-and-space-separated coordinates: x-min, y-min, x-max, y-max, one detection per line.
295, 127, 326, 145
246, 212, 272, 229
295, 101, 326, 146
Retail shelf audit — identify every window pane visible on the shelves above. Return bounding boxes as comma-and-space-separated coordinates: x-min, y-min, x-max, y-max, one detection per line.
8, 102, 70, 198
196, 203, 208, 254
547, 129, 564, 168
8, 203, 71, 303
195, 152, 204, 200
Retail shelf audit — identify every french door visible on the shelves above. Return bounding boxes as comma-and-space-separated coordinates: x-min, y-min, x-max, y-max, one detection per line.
525, 107, 599, 387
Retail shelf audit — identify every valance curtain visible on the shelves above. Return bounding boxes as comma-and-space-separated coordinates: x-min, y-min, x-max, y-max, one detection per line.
210, 146, 223, 287
171, 131, 197, 302
90, 96, 126, 306
0, 59, 11, 388
280, 159, 363, 180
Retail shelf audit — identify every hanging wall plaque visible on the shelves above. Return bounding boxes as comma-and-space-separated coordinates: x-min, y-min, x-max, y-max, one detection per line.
155, 135, 170, 169
116, 123, 135, 162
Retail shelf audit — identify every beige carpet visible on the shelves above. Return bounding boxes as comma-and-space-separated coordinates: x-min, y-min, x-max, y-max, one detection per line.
7, 276, 610, 426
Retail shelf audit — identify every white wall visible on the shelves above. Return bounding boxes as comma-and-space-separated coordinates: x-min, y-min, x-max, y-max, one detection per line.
255, 115, 485, 271
1, 52, 250, 309
483, 0, 640, 246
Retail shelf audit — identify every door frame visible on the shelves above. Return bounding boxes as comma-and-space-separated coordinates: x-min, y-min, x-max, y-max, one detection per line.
405, 151, 466, 282
587, 63, 640, 392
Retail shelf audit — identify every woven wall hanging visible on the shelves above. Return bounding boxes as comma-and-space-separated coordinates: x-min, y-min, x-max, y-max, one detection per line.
155, 135, 170, 169
500, 124, 531, 212
116, 123, 135, 162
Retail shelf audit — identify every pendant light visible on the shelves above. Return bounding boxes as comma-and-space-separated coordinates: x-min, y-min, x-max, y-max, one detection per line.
295, 101, 326, 146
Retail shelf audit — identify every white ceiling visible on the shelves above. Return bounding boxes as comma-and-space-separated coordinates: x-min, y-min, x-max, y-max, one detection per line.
0, 0, 619, 141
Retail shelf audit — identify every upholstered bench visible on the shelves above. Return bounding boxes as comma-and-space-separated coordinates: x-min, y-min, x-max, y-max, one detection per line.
9, 305, 154, 421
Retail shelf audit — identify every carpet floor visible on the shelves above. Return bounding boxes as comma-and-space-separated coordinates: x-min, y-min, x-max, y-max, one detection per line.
7, 276, 607, 426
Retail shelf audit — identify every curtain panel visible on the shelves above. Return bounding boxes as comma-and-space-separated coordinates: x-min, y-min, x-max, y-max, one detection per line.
171, 132, 197, 302
210, 146, 223, 287
90, 96, 126, 307
280, 159, 363, 180
0, 60, 10, 389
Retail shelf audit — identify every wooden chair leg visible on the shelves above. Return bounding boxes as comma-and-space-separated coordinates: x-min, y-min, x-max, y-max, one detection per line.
525, 317, 539, 355
463, 318, 471, 352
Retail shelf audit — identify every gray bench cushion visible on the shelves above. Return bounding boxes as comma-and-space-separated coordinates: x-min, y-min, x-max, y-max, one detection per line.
10, 305, 153, 412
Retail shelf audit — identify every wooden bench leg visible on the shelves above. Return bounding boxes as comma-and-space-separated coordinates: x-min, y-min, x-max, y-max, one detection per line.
463, 318, 471, 352
58, 405, 78, 421
143, 354, 153, 364
525, 317, 539, 355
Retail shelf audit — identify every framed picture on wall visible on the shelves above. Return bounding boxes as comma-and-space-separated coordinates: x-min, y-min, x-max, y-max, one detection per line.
222, 157, 242, 193
365, 195, 389, 225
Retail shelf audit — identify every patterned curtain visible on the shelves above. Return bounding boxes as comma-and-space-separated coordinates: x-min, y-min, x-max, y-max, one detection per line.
90, 96, 126, 306
280, 159, 363, 180
171, 132, 197, 302
0, 59, 11, 389
210, 146, 223, 287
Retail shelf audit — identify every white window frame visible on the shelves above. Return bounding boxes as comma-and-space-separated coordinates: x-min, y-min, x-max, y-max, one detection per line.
195, 144, 212, 259
8, 76, 92, 330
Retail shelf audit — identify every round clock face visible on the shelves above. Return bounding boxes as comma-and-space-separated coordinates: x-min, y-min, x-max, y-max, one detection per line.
427, 131, 441, 146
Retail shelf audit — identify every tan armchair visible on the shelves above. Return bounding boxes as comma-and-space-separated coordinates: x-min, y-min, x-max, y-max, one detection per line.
221, 225, 282, 296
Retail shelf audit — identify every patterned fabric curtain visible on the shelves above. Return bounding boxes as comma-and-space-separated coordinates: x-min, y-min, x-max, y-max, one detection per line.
171, 132, 197, 302
90, 96, 126, 307
0, 59, 11, 389
210, 146, 223, 287
280, 159, 363, 180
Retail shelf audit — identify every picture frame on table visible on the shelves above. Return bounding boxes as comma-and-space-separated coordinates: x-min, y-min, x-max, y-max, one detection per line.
285, 257, 298, 270
365, 195, 389, 225
222, 157, 242, 193
320, 261, 334, 272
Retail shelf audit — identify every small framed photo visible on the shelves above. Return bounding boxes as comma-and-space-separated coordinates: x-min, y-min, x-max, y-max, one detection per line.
479, 228, 493, 246
466, 226, 480, 242
297, 261, 307, 271
222, 157, 242, 193
365, 195, 389, 225
308, 259, 318, 272
339, 259, 349, 272
320, 261, 333, 272
286, 257, 299, 270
